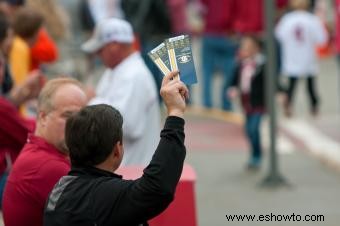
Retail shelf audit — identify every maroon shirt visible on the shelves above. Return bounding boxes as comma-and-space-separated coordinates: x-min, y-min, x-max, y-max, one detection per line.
200, 0, 237, 35
200, 0, 288, 35
2, 134, 70, 226
0, 97, 34, 175
234, 0, 264, 34
233, 0, 289, 34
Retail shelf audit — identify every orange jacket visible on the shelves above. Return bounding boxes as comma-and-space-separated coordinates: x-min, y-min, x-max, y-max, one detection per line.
30, 28, 58, 70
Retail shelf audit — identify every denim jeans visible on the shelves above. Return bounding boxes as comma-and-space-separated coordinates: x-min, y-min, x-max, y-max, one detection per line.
245, 113, 263, 161
0, 172, 8, 208
201, 35, 237, 110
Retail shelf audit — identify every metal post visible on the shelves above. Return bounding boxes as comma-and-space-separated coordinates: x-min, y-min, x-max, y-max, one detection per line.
261, 0, 288, 187
334, 0, 340, 113
338, 66, 340, 113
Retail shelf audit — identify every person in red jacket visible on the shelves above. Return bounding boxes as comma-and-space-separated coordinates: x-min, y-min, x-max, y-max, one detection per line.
0, 74, 42, 201
200, 0, 238, 111
2, 78, 87, 226
0, 74, 42, 207
0, 0, 58, 72
233, 0, 289, 35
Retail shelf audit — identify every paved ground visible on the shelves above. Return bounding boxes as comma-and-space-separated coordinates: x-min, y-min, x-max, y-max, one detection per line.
184, 111, 340, 226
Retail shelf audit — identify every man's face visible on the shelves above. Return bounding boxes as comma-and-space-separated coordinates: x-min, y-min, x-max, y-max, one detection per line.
239, 38, 259, 59
97, 42, 120, 68
39, 84, 87, 153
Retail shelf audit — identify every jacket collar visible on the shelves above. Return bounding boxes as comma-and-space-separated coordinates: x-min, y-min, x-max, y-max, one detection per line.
69, 166, 122, 179
241, 53, 265, 66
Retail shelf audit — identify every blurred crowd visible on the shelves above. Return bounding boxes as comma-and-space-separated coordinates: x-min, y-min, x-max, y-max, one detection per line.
0, 0, 339, 225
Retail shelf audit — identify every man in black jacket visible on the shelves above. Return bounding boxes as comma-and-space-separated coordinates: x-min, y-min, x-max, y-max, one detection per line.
44, 71, 189, 226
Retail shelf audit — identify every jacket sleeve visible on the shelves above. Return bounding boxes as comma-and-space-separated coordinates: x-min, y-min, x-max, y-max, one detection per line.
230, 64, 240, 88
94, 116, 186, 225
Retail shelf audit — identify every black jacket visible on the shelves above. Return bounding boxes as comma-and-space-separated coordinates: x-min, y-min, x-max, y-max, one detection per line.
44, 117, 186, 226
121, 0, 171, 41
231, 55, 266, 109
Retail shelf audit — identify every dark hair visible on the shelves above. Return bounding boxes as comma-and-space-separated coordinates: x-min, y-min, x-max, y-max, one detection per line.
66, 104, 123, 167
5, 0, 25, 6
12, 7, 43, 39
0, 12, 9, 43
243, 35, 263, 50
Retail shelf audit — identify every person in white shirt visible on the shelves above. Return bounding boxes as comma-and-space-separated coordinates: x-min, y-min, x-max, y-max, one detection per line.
81, 18, 161, 166
87, 0, 124, 24
275, 0, 327, 117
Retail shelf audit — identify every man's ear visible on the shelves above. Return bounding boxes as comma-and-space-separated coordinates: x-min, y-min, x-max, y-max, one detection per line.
113, 141, 123, 159
37, 110, 47, 127
112, 141, 124, 170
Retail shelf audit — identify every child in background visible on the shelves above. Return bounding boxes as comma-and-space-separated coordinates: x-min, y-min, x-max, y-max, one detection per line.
228, 36, 266, 169
10, 6, 44, 86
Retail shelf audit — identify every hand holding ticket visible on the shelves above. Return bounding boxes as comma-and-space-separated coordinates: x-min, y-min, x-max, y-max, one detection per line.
148, 35, 197, 85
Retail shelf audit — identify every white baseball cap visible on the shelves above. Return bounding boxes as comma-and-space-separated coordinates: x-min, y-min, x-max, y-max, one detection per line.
81, 18, 134, 53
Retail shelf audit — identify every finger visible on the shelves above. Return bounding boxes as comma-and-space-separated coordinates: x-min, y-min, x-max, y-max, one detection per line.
180, 89, 186, 100
168, 80, 187, 90
162, 70, 180, 86
177, 81, 189, 95
167, 77, 180, 87
168, 81, 189, 99
180, 85, 190, 100
182, 88, 189, 100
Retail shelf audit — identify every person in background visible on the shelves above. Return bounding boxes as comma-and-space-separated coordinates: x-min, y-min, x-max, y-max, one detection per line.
0, 11, 13, 95
199, 0, 238, 111
82, 18, 161, 167
275, 0, 327, 117
9, 7, 43, 86
122, 0, 172, 102
87, 0, 123, 24
0, 59, 43, 207
2, 78, 87, 226
1, 0, 58, 72
9, 6, 45, 117
26, 0, 69, 41
228, 36, 266, 169
166, 0, 190, 35
80, 0, 123, 77
44, 71, 188, 226
0, 12, 43, 205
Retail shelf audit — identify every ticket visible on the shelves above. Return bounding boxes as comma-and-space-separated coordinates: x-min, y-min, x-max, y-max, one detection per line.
165, 35, 197, 85
148, 43, 171, 76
